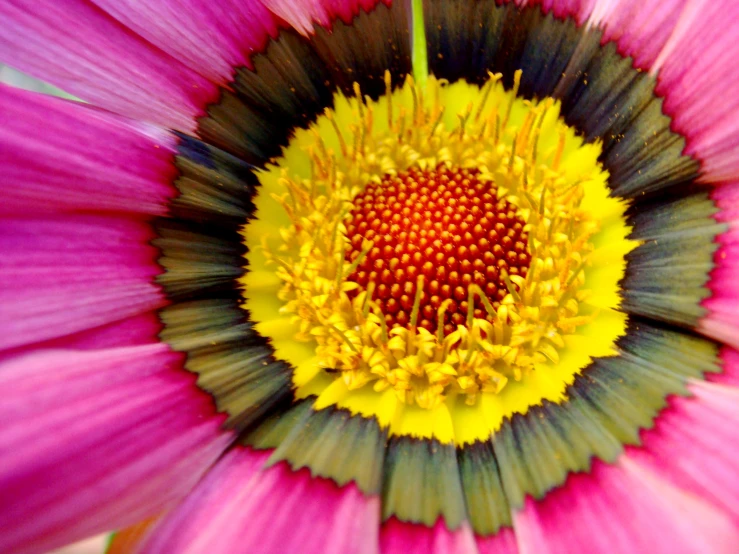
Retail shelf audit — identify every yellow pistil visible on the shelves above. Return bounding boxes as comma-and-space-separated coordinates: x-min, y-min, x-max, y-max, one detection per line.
247, 71, 622, 411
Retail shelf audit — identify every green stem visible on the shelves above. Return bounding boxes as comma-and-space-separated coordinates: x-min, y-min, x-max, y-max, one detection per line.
411, 0, 428, 86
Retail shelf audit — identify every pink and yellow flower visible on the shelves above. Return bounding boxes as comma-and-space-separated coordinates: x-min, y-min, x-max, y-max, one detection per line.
0, 0, 737, 553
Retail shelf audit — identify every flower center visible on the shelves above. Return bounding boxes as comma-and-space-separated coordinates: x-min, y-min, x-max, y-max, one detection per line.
242, 72, 635, 421
345, 165, 531, 336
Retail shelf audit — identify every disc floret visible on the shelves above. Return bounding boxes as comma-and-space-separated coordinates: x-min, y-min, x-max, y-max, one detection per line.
257, 71, 603, 409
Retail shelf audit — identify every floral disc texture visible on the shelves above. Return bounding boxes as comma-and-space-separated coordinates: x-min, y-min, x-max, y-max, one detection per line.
1, 0, 738, 552
153, 0, 731, 543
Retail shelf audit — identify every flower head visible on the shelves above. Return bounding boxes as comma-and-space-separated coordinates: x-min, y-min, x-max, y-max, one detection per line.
0, 0, 738, 553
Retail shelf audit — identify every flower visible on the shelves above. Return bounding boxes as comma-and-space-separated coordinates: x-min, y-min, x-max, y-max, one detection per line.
0, 0, 738, 553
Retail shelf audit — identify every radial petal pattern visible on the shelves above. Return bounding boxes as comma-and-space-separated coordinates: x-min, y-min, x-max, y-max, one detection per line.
0, 0, 738, 553
139, 447, 381, 554
0, 339, 232, 553
0, 84, 178, 216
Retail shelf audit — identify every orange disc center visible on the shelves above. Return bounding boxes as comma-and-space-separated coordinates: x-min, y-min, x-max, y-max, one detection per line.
345, 165, 531, 336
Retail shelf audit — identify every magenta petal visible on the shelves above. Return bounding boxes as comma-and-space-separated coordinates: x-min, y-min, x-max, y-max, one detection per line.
524, 0, 594, 25
380, 519, 478, 554
0, 215, 166, 350
700, 183, 739, 348
0, 344, 232, 553
700, 244, 739, 349
263, 0, 385, 35
140, 447, 380, 554
0, 312, 164, 357
0, 85, 178, 216
317, 0, 391, 25
513, 457, 737, 554
476, 528, 518, 554
89, 0, 279, 82
0, 0, 219, 131
712, 182, 739, 224
710, 347, 739, 387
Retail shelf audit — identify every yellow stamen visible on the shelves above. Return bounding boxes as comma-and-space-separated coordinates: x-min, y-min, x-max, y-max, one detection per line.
244, 73, 634, 412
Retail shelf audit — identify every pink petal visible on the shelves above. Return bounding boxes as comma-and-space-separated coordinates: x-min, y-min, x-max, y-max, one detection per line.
476, 528, 519, 554
89, 0, 279, 82
0, 0, 219, 131
380, 519, 478, 554
626, 355, 739, 523
513, 456, 737, 554
0, 84, 178, 216
0, 215, 167, 350
263, 0, 387, 35
0, 344, 232, 553
699, 183, 739, 349
49, 535, 110, 554
651, 0, 739, 182
140, 447, 380, 554
569, 0, 739, 182
134, 447, 269, 553
589, 0, 687, 69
